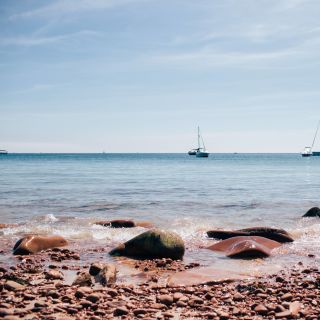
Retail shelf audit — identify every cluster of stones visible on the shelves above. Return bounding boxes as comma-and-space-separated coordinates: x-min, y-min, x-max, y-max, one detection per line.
0, 262, 319, 319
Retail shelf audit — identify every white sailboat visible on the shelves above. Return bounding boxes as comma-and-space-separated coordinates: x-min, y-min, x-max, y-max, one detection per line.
302, 120, 320, 157
196, 126, 209, 157
188, 126, 209, 157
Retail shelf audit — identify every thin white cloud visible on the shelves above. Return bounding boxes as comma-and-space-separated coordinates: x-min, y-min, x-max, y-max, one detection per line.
0, 30, 101, 47
149, 47, 300, 69
10, 0, 147, 20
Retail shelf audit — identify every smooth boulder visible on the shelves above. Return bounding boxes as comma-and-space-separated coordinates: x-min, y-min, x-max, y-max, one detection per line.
207, 227, 293, 243
109, 229, 185, 260
13, 235, 68, 255
207, 236, 282, 259
95, 219, 153, 228
303, 207, 320, 217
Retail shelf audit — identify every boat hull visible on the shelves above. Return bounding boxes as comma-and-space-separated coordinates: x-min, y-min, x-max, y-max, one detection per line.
312, 151, 320, 156
302, 154, 312, 157
196, 152, 209, 158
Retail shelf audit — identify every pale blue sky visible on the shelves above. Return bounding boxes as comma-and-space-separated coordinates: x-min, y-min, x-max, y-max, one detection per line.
1, 0, 320, 152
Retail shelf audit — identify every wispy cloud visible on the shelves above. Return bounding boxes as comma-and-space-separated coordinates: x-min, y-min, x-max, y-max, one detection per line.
149, 47, 301, 69
0, 30, 101, 47
10, 0, 147, 20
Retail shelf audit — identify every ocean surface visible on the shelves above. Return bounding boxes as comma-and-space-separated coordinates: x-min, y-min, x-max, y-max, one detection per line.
1, 153, 319, 278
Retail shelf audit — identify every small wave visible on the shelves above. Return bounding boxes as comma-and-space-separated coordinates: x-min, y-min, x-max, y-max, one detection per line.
44, 214, 58, 222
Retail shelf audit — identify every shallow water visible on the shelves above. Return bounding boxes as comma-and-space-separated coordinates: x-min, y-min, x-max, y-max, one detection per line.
0, 153, 319, 277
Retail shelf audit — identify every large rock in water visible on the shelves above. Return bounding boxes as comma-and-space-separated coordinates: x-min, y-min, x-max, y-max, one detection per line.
207, 227, 293, 243
13, 235, 68, 255
303, 207, 320, 217
207, 236, 282, 259
109, 229, 185, 260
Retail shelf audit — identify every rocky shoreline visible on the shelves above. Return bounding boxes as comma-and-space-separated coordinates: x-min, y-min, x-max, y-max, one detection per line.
1, 212, 320, 319
0, 246, 319, 319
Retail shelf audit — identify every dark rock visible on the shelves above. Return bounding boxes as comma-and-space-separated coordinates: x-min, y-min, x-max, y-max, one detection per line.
95, 220, 136, 228
133, 308, 148, 316
89, 263, 103, 276
109, 229, 185, 260
207, 227, 293, 243
207, 230, 247, 239
238, 227, 294, 243
114, 307, 129, 316
0, 309, 13, 317
303, 207, 320, 217
86, 294, 100, 303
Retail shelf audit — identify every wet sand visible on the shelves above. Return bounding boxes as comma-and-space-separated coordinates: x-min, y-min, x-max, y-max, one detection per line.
0, 244, 319, 320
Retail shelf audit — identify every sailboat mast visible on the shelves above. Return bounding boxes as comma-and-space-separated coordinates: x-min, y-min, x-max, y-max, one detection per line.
311, 120, 320, 151
201, 135, 206, 151
198, 126, 200, 149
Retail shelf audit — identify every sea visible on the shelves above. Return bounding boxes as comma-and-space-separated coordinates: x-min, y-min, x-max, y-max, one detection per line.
0, 153, 319, 280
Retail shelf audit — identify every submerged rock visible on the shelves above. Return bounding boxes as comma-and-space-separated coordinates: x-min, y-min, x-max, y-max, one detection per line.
207, 227, 293, 243
13, 235, 68, 255
207, 236, 282, 259
303, 207, 320, 217
109, 229, 185, 260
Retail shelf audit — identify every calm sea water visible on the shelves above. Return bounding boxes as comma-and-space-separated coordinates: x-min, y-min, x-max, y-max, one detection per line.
0, 153, 319, 277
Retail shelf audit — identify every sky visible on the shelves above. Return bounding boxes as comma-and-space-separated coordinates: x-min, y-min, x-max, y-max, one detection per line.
0, 0, 320, 153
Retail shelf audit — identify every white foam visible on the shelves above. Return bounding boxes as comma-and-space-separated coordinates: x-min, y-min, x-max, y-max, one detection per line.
44, 214, 58, 222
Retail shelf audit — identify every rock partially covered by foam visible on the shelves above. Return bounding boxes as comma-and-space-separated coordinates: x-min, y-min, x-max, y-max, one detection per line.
95, 219, 153, 228
13, 235, 68, 255
207, 236, 282, 259
303, 207, 320, 217
109, 229, 185, 260
207, 227, 293, 243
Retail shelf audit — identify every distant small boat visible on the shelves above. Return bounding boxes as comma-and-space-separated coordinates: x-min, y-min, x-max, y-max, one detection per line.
188, 126, 209, 157
302, 121, 320, 157
0, 150, 8, 155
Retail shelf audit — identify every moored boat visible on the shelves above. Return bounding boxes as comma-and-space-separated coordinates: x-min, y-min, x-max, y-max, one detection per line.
301, 121, 320, 157
0, 150, 8, 155
188, 127, 209, 157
